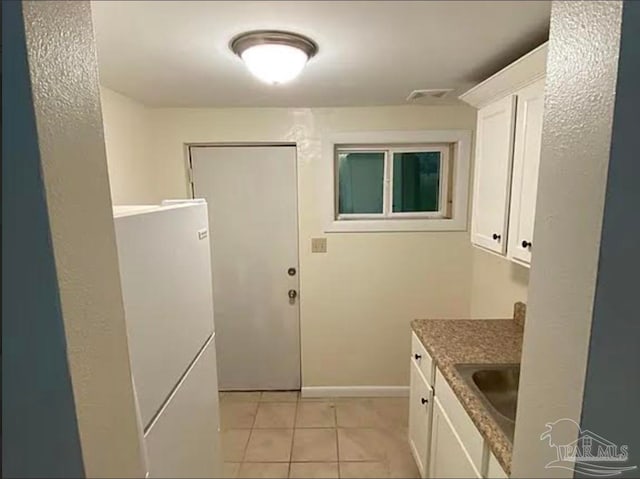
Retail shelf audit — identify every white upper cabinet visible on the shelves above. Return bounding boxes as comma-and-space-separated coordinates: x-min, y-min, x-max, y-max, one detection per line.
471, 95, 517, 254
507, 79, 545, 266
461, 42, 548, 266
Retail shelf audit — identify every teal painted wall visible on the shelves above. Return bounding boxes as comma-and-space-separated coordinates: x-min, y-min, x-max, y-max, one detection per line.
2, 2, 84, 477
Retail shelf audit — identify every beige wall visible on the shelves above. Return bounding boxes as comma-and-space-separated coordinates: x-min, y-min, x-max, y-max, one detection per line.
23, 3, 145, 477
100, 91, 530, 387
101, 87, 157, 204
149, 105, 477, 387
470, 248, 529, 318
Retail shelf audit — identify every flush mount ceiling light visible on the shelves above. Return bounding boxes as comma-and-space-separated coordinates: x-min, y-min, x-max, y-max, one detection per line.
231, 30, 318, 85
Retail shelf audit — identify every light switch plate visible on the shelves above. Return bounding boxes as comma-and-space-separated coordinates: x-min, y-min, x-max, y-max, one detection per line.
311, 237, 327, 253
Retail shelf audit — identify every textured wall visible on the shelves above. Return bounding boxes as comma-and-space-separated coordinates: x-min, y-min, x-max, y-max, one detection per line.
2, 1, 84, 476
148, 105, 477, 387
578, 2, 640, 476
21, 2, 145, 477
511, 1, 623, 477
95, 101, 532, 387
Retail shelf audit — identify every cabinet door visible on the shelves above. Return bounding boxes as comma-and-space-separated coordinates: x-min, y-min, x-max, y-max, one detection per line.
428, 397, 482, 479
487, 452, 508, 479
408, 360, 433, 478
471, 95, 517, 254
507, 79, 545, 266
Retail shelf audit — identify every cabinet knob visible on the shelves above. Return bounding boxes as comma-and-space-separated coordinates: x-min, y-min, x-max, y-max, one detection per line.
521, 240, 532, 249
414, 353, 422, 360
492, 233, 501, 241
421, 397, 429, 405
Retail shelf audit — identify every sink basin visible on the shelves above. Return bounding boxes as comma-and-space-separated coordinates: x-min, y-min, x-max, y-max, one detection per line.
455, 364, 520, 443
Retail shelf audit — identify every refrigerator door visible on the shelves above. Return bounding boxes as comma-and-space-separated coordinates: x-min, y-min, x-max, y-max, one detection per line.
115, 202, 215, 427
145, 334, 221, 478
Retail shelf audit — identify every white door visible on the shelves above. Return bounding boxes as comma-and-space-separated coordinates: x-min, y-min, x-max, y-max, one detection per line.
429, 397, 482, 479
471, 95, 517, 254
507, 79, 545, 266
190, 146, 300, 390
408, 359, 433, 478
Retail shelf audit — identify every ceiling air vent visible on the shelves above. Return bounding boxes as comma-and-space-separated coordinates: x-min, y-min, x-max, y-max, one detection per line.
406, 89, 454, 101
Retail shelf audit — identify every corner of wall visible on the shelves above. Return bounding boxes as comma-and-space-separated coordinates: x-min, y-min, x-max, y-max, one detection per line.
100, 85, 157, 205
469, 246, 529, 319
21, 1, 146, 476
511, 1, 623, 476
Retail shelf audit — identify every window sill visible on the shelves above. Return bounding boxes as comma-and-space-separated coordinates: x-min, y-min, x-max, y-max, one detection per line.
325, 217, 467, 233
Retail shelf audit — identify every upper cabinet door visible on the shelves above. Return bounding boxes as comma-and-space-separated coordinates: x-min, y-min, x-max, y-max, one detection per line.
471, 95, 517, 254
507, 79, 545, 266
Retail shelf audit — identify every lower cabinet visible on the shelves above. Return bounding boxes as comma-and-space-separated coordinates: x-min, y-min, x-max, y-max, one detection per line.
408, 359, 433, 477
429, 397, 482, 478
487, 453, 509, 479
408, 334, 509, 478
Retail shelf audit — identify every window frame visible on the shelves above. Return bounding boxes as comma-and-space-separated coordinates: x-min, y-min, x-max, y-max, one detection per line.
323, 130, 472, 233
336, 145, 451, 220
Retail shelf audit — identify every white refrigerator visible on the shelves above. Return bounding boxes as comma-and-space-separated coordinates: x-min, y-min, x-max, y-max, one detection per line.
113, 200, 222, 478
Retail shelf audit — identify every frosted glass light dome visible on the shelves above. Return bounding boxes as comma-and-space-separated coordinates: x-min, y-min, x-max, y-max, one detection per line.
241, 44, 308, 84
231, 31, 318, 85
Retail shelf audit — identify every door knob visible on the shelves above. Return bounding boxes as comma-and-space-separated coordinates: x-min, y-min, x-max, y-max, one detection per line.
414, 354, 422, 360
492, 233, 501, 241
288, 267, 297, 276
288, 289, 298, 299
521, 240, 532, 249
421, 398, 429, 405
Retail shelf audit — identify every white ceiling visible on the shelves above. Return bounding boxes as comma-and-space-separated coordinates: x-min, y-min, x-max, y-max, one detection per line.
92, 1, 550, 108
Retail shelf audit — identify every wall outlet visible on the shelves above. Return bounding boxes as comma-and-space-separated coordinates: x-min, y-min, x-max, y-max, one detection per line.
311, 237, 327, 253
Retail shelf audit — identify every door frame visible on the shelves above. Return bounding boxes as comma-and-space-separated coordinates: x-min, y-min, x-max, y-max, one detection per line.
186, 142, 303, 390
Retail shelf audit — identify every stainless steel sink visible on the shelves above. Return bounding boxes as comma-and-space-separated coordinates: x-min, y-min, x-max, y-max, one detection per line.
454, 363, 520, 443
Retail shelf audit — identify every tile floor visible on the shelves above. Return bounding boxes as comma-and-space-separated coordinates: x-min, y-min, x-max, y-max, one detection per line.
219, 391, 419, 478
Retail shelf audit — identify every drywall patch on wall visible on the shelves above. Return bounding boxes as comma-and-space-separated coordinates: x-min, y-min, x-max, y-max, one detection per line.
21, 1, 145, 477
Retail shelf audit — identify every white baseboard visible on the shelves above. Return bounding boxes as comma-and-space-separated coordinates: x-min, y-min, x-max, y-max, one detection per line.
300, 386, 409, 398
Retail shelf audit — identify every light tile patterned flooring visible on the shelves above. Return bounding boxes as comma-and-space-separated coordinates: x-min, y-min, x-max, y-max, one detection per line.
219, 391, 419, 478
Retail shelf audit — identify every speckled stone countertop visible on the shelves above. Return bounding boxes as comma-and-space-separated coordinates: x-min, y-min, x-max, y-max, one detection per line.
410, 313, 524, 475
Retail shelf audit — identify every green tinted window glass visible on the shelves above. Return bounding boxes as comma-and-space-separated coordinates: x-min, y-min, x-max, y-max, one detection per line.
338, 152, 385, 214
392, 152, 441, 212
